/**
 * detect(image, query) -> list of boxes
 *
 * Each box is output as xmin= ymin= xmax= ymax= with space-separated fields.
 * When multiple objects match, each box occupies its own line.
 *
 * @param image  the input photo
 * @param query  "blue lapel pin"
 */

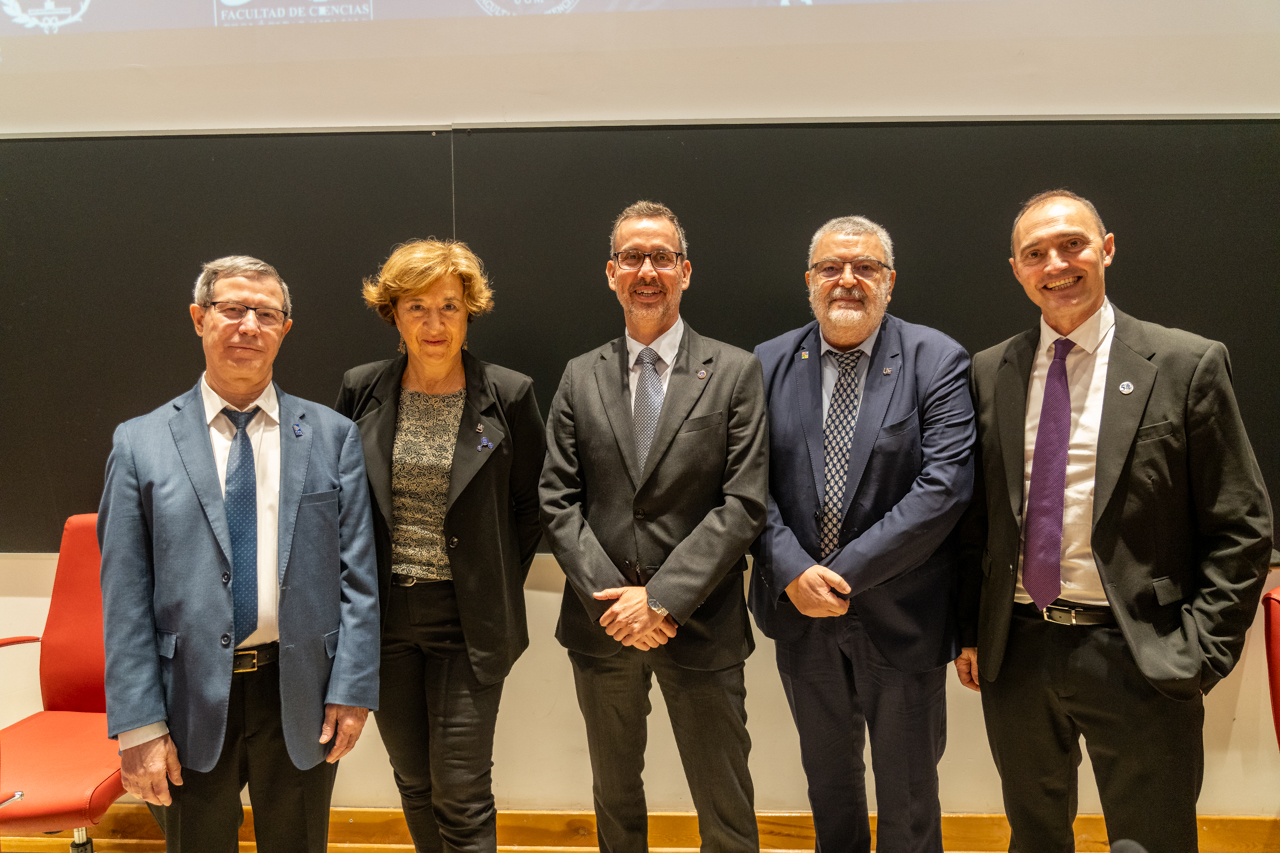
xmin=697 ymin=369 xmax=707 ymax=379
xmin=477 ymin=436 xmax=493 ymax=452
xmin=1119 ymin=381 xmax=1134 ymax=395
xmin=292 ymin=424 xmax=303 ymax=437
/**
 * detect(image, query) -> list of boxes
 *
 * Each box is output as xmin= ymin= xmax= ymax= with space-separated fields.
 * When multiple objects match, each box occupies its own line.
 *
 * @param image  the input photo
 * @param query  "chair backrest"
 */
xmin=39 ymin=514 xmax=106 ymax=713
xmin=1265 ymin=587 xmax=1280 ymax=751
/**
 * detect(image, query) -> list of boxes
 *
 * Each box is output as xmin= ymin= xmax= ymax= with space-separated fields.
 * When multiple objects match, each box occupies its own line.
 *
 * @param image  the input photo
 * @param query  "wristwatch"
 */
xmin=647 ymin=595 xmax=669 ymax=618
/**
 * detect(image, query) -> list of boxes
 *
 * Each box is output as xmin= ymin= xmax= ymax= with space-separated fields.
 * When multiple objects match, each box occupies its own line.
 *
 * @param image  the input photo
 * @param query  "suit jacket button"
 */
xmin=222 ymin=572 xmax=231 ymax=584
xmin=449 ymin=537 xmax=459 ymax=548
xmin=221 ymin=633 xmax=231 ymax=647
xmin=634 ymin=509 xmax=645 ymax=520
xmin=813 ymin=510 xmax=820 ymax=521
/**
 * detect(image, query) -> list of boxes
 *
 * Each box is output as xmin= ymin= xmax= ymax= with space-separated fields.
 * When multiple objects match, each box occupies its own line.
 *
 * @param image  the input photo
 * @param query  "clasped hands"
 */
xmin=785 ymin=565 xmax=852 ymax=617
xmin=119 ymin=703 xmax=369 ymax=805
xmin=594 ymin=586 xmax=678 ymax=650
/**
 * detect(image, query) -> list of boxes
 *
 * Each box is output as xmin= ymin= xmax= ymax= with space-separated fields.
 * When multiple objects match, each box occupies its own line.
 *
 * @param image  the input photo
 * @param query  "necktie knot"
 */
xmin=1052 ymin=338 xmax=1076 ymax=362
xmin=637 ymin=347 xmax=660 ymax=369
xmin=223 ymin=407 xmax=260 ymax=432
xmin=833 ymin=350 xmax=864 ymax=374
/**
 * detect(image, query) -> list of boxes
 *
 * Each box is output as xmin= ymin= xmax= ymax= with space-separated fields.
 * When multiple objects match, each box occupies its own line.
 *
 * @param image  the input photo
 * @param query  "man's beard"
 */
xmin=811 ymin=284 xmax=887 ymax=341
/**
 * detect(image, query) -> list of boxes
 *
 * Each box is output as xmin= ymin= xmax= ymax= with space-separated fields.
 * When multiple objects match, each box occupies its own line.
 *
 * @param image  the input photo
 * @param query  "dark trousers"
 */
xmin=147 ymin=659 xmax=338 ymax=853
xmin=775 ymin=612 xmax=947 ymax=853
xmin=980 ymin=605 xmax=1204 ymax=853
xmin=568 ymin=646 xmax=758 ymax=853
xmin=376 ymin=581 xmax=505 ymax=853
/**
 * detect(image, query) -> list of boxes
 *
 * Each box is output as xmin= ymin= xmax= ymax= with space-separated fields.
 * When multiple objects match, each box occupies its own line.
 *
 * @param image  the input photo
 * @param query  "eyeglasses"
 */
xmin=206 ymin=301 xmax=289 ymax=328
xmin=612 ymin=250 xmax=684 ymax=271
xmin=810 ymin=258 xmax=893 ymax=282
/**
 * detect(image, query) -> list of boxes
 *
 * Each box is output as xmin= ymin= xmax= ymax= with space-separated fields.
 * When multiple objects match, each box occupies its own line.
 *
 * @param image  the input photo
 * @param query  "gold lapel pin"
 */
xmin=883 ymin=368 xmax=893 ymax=375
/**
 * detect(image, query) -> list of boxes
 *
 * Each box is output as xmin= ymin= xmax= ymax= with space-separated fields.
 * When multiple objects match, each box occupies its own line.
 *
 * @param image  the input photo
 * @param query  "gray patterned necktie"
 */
xmin=821 ymin=351 xmax=865 ymax=557
xmin=634 ymin=347 xmax=664 ymax=470
xmin=223 ymin=406 xmax=260 ymax=646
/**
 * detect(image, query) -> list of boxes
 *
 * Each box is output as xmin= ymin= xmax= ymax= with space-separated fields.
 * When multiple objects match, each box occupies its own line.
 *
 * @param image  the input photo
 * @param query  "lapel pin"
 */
xmin=883 ymin=368 xmax=893 ymax=375
xmin=292 ymin=424 xmax=303 ymax=437
xmin=1119 ymin=381 xmax=1134 ymax=395
xmin=697 ymin=369 xmax=707 ymax=380
xmin=477 ymin=436 xmax=493 ymax=451
xmin=475 ymin=424 xmax=484 ymax=433
xmin=801 ymin=352 xmax=809 ymax=360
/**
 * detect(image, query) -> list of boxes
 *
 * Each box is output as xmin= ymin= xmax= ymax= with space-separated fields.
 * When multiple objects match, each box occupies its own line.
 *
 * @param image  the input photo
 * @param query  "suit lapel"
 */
xmin=276 ymin=387 xmax=312 ymax=583
xmin=792 ymin=323 xmax=825 ymax=504
xmin=595 ymin=338 xmax=642 ymax=489
xmin=641 ymin=325 xmax=714 ymax=486
xmin=169 ymin=383 xmax=234 ymax=570
xmin=353 ymin=356 xmax=405 ymax=529
xmin=995 ymin=329 xmax=1037 ymax=522
xmin=446 ymin=351 xmax=507 ymax=513
xmin=840 ymin=318 xmax=899 ymax=517
xmin=1093 ymin=310 xmax=1156 ymax=527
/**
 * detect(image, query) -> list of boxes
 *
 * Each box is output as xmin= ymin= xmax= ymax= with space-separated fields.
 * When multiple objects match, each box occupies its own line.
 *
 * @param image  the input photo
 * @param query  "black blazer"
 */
xmin=335 ymin=350 xmax=546 ymax=685
xmin=958 ymin=308 xmax=1273 ymax=700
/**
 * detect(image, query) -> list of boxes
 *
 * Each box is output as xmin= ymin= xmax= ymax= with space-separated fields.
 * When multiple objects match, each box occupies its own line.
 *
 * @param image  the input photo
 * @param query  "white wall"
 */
xmin=3 ymin=552 xmax=1278 ymax=815
xmin=0 ymin=0 xmax=1277 ymax=137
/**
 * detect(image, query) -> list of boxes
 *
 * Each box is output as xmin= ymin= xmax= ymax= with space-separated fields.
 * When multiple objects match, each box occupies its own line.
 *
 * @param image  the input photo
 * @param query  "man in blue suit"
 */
xmin=98 ymin=256 xmax=380 ymax=853
xmin=750 ymin=217 xmax=975 ymax=853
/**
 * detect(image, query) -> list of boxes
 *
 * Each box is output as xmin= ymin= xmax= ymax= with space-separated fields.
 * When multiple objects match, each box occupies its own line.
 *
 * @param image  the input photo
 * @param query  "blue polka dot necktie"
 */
xmin=821 ymin=350 xmax=864 ymax=557
xmin=223 ymin=407 xmax=260 ymax=646
xmin=634 ymin=347 xmax=664 ymax=470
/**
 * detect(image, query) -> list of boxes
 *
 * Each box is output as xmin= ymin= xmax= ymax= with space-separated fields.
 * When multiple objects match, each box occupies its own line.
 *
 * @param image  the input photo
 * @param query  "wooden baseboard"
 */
xmin=4 ymin=804 xmax=1279 ymax=852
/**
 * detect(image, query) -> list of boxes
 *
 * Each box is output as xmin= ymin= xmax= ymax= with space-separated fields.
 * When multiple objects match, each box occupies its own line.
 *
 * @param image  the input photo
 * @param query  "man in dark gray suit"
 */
xmin=957 ymin=191 xmax=1272 ymax=852
xmin=540 ymin=200 xmax=769 ymax=853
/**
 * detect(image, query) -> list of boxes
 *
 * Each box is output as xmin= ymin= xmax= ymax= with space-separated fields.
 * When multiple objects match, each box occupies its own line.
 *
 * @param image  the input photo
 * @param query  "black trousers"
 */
xmin=376 ymin=581 xmax=505 ymax=853
xmin=147 ymin=659 xmax=338 ymax=853
xmin=568 ymin=645 xmax=758 ymax=853
xmin=980 ymin=605 xmax=1204 ymax=853
xmin=775 ymin=612 xmax=947 ymax=853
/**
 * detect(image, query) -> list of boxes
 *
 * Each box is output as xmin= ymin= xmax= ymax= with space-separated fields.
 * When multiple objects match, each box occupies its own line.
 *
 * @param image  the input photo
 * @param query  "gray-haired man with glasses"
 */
xmin=750 ymin=216 xmax=976 ymax=853
xmin=541 ymin=200 xmax=769 ymax=852
xmin=99 ymin=256 xmax=380 ymax=853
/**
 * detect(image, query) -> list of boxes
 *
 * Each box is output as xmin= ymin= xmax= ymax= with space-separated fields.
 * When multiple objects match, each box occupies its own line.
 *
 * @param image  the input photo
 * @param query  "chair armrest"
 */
xmin=0 ymin=636 xmax=40 ymax=649
xmin=0 ymin=791 xmax=23 ymax=810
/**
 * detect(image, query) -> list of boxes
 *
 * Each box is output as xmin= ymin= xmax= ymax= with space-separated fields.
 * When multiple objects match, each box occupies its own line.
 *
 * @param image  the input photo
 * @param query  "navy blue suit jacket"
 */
xmin=749 ymin=316 xmax=975 ymax=673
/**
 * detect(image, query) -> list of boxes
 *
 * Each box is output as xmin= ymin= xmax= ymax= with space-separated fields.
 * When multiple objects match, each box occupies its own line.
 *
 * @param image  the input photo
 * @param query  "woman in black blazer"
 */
xmin=334 ymin=239 xmax=544 ymax=853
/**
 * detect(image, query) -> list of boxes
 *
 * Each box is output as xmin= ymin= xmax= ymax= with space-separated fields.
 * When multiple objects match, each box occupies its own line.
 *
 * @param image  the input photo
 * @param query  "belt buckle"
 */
xmin=233 ymin=649 xmax=258 ymax=673
xmin=393 ymin=574 xmax=417 ymax=587
xmin=1041 ymin=605 xmax=1077 ymax=626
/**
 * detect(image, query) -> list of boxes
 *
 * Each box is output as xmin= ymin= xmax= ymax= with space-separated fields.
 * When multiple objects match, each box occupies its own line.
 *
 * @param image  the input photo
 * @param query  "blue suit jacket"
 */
xmin=749 ymin=316 xmax=975 ymax=673
xmin=98 ymin=382 xmax=380 ymax=772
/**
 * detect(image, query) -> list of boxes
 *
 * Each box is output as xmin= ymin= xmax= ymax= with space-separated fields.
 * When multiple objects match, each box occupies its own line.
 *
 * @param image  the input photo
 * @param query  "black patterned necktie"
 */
xmin=820 ymin=351 xmax=865 ymax=557
xmin=223 ymin=406 xmax=260 ymax=646
xmin=634 ymin=347 xmax=664 ymax=470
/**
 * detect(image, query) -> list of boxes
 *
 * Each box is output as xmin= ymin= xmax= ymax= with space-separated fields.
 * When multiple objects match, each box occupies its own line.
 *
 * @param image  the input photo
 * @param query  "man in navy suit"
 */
xmin=99 ymin=256 xmax=381 ymax=853
xmin=750 ymin=217 xmax=975 ymax=853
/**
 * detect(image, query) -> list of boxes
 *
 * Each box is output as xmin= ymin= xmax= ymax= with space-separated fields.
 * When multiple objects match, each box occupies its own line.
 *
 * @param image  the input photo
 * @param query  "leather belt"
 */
xmin=1016 ymin=601 xmax=1116 ymax=626
xmin=392 ymin=573 xmax=421 ymax=587
xmin=233 ymin=641 xmax=279 ymax=673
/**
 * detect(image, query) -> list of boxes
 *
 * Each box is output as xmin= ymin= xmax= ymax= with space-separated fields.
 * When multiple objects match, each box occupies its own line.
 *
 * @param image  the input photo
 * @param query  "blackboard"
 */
xmin=2 ymin=121 xmax=1276 ymax=552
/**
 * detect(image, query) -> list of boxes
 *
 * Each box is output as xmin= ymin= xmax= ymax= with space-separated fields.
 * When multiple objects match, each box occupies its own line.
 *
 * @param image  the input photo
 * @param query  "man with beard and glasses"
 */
xmin=749 ymin=216 xmax=975 ymax=853
xmin=540 ymin=200 xmax=769 ymax=853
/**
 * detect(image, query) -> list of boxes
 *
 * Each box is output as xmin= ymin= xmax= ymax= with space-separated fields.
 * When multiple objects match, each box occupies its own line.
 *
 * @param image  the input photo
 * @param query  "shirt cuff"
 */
xmin=119 ymin=721 xmax=169 ymax=751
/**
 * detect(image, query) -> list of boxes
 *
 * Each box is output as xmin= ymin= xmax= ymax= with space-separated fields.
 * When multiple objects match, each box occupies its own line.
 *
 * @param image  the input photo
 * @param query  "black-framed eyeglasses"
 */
xmin=809 ymin=257 xmax=893 ymax=281
xmin=206 ymin=301 xmax=289 ymax=327
xmin=612 ymin=250 xmax=684 ymax=271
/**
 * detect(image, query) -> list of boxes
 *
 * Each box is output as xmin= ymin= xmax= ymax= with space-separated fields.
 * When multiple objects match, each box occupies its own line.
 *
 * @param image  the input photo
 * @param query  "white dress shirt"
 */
xmin=625 ymin=316 xmax=684 ymax=412
xmin=819 ymin=324 xmax=881 ymax=425
xmin=120 ymin=376 xmax=283 ymax=750
xmin=1014 ymin=299 xmax=1116 ymax=607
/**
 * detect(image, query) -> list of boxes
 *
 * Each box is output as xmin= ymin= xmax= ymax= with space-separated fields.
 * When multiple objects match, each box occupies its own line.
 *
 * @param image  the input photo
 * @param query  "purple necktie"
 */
xmin=1023 ymin=338 xmax=1075 ymax=610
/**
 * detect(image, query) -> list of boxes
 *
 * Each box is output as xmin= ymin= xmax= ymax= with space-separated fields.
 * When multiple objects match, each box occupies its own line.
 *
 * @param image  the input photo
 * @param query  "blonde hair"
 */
xmin=363 ymin=239 xmax=494 ymax=325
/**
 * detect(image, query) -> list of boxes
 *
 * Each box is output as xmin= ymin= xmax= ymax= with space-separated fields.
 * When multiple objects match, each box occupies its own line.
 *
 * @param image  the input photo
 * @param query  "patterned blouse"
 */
xmin=390 ymin=388 xmax=466 ymax=581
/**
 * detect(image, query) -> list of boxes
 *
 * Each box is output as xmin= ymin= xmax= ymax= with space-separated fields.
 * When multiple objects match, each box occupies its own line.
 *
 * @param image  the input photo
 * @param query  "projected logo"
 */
xmin=475 ymin=0 xmax=580 ymax=15
xmin=216 ymin=0 xmax=371 ymax=27
xmin=3 ymin=0 xmax=90 ymax=33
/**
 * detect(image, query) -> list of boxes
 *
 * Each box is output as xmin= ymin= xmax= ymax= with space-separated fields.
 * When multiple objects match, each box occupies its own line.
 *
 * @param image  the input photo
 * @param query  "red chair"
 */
xmin=1264 ymin=586 xmax=1280 ymax=751
xmin=0 ymin=514 xmax=125 ymax=853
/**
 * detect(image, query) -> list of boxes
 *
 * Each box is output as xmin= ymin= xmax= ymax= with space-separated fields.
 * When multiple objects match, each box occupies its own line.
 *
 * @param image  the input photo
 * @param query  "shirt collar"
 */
xmin=200 ymin=373 xmax=280 ymax=426
xmin=1038 ymin=298 xmax=1115 ymax=357
xmin=626 ymin=316 xmax=684 ymax=371
xmin=820 ymin=322 xmax=881 ymax=361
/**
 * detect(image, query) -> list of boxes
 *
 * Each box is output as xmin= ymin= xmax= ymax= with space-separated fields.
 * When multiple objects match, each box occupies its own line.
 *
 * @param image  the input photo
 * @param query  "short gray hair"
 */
xmin=610 ymin=200 xmax=689 ymax=256
xmin=193 ymin=255 xmax=292 ymax=316
xmin=807 ymin=216 xmax=894 ymax=269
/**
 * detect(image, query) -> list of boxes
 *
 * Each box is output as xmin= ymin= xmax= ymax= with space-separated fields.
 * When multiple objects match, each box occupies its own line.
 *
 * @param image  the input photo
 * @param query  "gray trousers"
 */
xmin=568 ymin=646 xmax=758 ymax=853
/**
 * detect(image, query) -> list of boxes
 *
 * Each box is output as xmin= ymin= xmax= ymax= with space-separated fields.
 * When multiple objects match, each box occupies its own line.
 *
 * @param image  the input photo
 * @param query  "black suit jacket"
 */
xmin=335 ymin=350 xmax=545 ymax=685
xmin=958 ymin=307 xmax=1273 ymax=700
xmin=539 ymin=323 xmax=769 ymax=671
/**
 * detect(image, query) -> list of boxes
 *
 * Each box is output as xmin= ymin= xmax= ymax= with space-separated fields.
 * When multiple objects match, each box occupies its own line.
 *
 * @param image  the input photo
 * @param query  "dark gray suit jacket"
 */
xmin=335 ymin=350 xmax=545 ymax=685
xmin=958 ymin=307 xmax=1273 ymax=700
xmin=540 ymin=323 xmax=769 ymax=671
